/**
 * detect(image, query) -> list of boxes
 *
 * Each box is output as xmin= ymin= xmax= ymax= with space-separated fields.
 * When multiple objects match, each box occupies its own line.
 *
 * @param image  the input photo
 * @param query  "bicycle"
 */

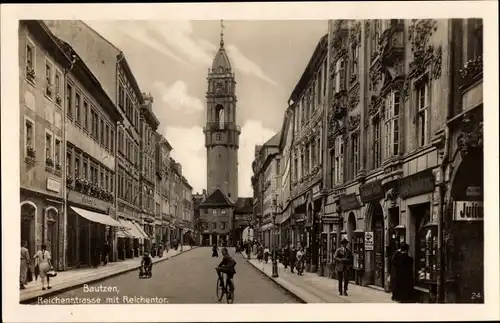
xmin=215 ymin=267 xmax=234 ymax=303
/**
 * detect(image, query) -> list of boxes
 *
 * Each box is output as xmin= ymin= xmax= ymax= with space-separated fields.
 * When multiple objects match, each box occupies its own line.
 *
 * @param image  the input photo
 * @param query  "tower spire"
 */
xmin=220 ymin=19 xmax=225 ymax=48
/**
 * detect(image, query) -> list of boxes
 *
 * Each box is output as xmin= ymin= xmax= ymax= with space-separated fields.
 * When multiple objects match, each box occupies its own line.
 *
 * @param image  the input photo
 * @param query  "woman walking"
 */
xmin=20 ymin=240 xmax=30 ymax=289
xmin=212 ymin=243 xmax=219 ymax=257
xmin=34 ymin=244 xmax=53 ymax=290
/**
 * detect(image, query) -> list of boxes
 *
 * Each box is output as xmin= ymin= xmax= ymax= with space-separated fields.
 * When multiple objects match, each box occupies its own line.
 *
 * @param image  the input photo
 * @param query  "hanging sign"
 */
xmin=364 ymin=231 xmax=374 ymax=251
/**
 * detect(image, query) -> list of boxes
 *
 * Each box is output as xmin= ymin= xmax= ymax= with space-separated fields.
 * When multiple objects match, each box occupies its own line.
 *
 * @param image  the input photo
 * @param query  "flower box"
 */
xmin=55 ymin=94 xmax=62 ymax=105
xmin=45 ymin=158 xmax=54 ymax=167
xmin=26 ymin=67 xmax=36 ymax=82
xmin=27 ymin=146 xmax=36 ymax=158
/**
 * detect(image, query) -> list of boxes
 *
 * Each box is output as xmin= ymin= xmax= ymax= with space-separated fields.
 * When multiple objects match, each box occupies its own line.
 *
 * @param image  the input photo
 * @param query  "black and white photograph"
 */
xmin=1 ymin=2 xmax=498 ymax=322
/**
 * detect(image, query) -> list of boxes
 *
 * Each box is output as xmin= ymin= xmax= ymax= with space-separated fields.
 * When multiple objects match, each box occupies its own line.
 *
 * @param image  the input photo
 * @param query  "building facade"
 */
xmin=19 ymin=20 xmax=124 ymax=270
xmin=45 ymin=20 xmax=150 ymax=261
xmin=289 ymin=33 xmax=329 ymax=274
xmin=204 ymin=31 xmax=240 ymax=201
xmin=139 ymin=93 xmax=159 ymax=247
xmin=155 ymin=133 xmax=173 ymax=245
xmin=198 ymin=189 xmax=235 ymax=246
xmin=180 ymin=175 xmax=194 ymax=244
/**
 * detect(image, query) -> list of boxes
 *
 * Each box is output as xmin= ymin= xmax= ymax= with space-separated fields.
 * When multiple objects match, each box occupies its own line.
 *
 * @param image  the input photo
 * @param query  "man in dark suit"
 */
xmin=334 ymin=237 xmax=353 ymax=296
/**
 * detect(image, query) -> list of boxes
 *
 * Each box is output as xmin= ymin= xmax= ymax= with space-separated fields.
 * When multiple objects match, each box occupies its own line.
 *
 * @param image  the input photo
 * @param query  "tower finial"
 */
xmin=220 ymin=19 xmax=225 ymax=48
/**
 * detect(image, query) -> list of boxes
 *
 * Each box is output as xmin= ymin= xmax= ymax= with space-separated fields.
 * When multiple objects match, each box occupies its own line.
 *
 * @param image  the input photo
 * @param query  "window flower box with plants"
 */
xmin=55 ymin=93 xmax=62 ymax=105
xmin=25 ymin=146 xmax=36 ymax=166
xmin=45 ymin=157 xmax=54 ymax=171
xmin=54 ymin=163 xmax=62 ymax=176
xmin=26 ymin=67 xmax=36 ymax=83
xmin=45 ymin=84 xmax=53 ymax=98
xmin=66 ymin=175 xmax=73 ymax=187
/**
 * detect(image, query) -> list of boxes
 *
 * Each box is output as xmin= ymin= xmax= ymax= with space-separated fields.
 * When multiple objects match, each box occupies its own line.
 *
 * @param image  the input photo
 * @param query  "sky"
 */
xmin=84 ymin=20 xmax=327 ymax=197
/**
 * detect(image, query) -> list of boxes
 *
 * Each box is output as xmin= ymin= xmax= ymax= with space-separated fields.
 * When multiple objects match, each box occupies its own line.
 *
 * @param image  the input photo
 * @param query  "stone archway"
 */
xmin=21 ymin=201 xmax=37 ymax=255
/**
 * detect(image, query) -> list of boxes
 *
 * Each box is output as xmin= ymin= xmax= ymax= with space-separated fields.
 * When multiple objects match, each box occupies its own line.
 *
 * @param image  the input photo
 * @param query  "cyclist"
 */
xmin=216 ymin=247 xmax=236 ymax=291
xmin=140 ymin=251 xmax=153 ymax=277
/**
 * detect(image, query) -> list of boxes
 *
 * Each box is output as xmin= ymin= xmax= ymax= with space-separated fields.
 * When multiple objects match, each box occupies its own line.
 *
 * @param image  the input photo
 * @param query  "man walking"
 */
xmin=334 ymin=237 xmax=353 ymax=296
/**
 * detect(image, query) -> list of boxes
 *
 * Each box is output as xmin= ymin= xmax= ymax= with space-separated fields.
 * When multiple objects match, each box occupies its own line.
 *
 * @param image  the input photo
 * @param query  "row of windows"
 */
xmin=66 ymin=145 xmax=114 ymax=191
xmin=66 ymin=82 xmax=115 ymax=152
xmin=23 ymin=117 xmax=63 ymax=166
xmin=294 ymin=58 xmax=328 ymax=132
xmin=118 ymin=83 xmax=140 ymax=128
xmin=118 ymin=129 xmax=139 ymax=166
xmin=292 ymin=136 xmax=322 ymax=182
xmin=201 ymin=222 xmax=227 ymax=230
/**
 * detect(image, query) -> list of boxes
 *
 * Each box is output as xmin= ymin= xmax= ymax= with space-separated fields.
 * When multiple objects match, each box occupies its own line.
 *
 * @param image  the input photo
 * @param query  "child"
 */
xmin=140 ymin=251 xmax=153 ymax=277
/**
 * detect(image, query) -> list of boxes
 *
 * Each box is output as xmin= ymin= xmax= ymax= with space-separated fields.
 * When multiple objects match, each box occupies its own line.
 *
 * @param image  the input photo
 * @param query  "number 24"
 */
xmin=471 ymin=292 xmax=482 ymax=300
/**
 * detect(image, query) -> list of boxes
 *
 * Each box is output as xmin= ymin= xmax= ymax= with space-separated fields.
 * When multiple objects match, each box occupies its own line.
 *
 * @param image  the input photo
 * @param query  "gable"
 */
xmin=199 ymin=189 xmax=234 ymax=208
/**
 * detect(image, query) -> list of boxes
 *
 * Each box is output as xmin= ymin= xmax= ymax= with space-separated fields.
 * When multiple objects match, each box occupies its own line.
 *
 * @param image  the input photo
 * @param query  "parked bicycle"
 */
xmin=215 ymin=268 xmax=234 ymax=303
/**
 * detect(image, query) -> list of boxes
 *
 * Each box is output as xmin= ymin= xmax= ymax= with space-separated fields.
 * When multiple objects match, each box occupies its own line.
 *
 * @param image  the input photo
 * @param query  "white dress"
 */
xmin=35 ymin=250 xmax=51 ymax=278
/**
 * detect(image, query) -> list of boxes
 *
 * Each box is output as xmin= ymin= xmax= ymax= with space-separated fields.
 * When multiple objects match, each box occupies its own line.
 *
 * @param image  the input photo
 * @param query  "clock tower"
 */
xmin=204 ymin=22 xmax=240 ymax=200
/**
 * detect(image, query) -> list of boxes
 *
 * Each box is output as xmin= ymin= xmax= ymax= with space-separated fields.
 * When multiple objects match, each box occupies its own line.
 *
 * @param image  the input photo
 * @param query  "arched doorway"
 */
xmin=21 ymin=202 xmax=36 ymax=255
xmin=215 ymin=104 xmax=224 ymax=129
xmin=370 ymin=202 xmax=384 ymax=287
xmin=45 ymin=207 xmax=59 ymax=268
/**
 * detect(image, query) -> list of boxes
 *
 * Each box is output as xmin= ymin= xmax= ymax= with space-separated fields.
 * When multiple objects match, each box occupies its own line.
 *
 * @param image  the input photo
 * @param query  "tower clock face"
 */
xmin=216 ymin=82 xmax=223 ymax=93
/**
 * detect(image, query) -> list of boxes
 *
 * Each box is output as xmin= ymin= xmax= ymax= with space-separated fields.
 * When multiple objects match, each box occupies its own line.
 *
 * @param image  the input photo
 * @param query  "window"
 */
xmin=311 ymin=140 xmax=317 ymax=166
xmin=323 ymin=60 xmax=328 ymax=98
xmin=45 ymin=131 xmax=53 ymax=162
xmin=384 ymin=91 xmax=400 ymax=158
xmin=293 ymin=157 xmax=298 ymax=181
xmin=110 ymin=130 xmax=115 ymax=152
xmin=83 ymin=101 xmax=88 ymax=130
xmin=75 ymin=92 xmax=81 ymax=123
xmin=55 ymin=71 xmax=61 ymax=102
xmin=105 ymin=173 xmax=109 ymax=190
xmin=66 ymin=150 xmax=72 ymax=177
xmin=329 ymin=149 xmax=335 ymax=187
xmin=110 ymin=177 xmax=114 ymax=193
xmin=334 ymin=59 xmax=345 ymax=93
xmin=66 ymin=84 xmax=73 ymax=117
xmin=300 ymin=152 xmax=304 ymax=179
xmin=25 ymin=118 xmax=34 ymax=155
xmin=373 ymin=116 xmax=381 ymax=169
xmin=352 ymin=133 xmax=359 ymax=176
xmin=100 ymin=120 xmax=104 ymax=145
xmin=55 ymin=138 xmax=61 ymax=165
xmin=105 ymin=124 xmax=109 ymax=149
xmin=45 ymin=60 xmax=53 ymax=98
xmin=83 ymin=160 xmax=88 ymax=179
xmin=75 ymin=155 xmax=80 ymax=177
xmin=118 ymin=84 xmax=125 ymax=110
xmin=372 ymin=20 xmax=380 ymax=58
xmin=351 ymin=43 xmax=359 ymax=77
xmin=334 ymin=136 xmax=344 ymax=185
xmin=416 ymin=82 xmax=429 ymax=147
xmin=212 ymin=222 xmax=217 ymax=229
xmin=466 ymin=19 xmax=483 ymax=62
xmin=26 ymin=39 xmax=35 ymax=81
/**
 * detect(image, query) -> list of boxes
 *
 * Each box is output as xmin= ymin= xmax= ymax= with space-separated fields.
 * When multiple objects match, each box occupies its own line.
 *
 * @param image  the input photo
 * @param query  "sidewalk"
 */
xmin=20 ymin=246 xmax=196 ymax=303
xmin=241 ymin=251 xmax=394 ymax=303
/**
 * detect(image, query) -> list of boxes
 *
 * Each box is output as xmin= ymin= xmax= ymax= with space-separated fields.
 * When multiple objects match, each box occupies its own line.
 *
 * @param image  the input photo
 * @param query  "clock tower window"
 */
xmin=215 ymin=105 xmax=224 ymax=130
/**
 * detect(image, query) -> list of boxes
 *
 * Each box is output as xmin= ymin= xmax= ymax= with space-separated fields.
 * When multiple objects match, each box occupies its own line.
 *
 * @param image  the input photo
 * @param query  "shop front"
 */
xmin=399 ymin=168 xmax=437 ymax=302
xmin=339 ymin=193 xmax=361 ymax=282
xmin=445 ymin=106 xmax=483 ymax=303
xmin=21 ymin=178 xmax=64 ymax=269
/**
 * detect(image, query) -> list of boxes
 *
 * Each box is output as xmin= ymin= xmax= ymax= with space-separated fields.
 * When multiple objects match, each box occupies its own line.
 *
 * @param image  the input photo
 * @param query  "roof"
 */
xmin=199 ymin=189 xmax=234 ymax=208
xmin=289 ymin=33 xmax=328 ymax=103
xmin=234 ymin=197 xmax=253 ymax=214
xmin=211 ymin=30 xmax=232 ymax=72
xmin=264 ymin=131 xmax=281 ymax=147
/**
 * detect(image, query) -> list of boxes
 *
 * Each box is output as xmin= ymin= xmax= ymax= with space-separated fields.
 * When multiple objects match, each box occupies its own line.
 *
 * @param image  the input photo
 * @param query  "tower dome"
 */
xmin=211 ymin=20 xmax=232 ymax=73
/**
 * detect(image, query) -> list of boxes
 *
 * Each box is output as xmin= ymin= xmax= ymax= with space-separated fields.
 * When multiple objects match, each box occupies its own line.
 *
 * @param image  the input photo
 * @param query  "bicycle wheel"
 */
xmin=216 ymin=277 xmax=225 ymax=302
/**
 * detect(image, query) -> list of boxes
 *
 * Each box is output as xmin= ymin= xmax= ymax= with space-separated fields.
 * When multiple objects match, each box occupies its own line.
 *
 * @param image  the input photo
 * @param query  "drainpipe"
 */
xmin=437 ymin=19 xmax=454 ymax=303
xmin=62 ymin=54 xmax=77 ymax=270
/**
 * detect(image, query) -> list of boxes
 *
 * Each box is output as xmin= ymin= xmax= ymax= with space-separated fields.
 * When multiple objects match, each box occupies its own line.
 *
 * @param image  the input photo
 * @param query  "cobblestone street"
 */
xmin=37 ymin=247 xmax=299 ymax=304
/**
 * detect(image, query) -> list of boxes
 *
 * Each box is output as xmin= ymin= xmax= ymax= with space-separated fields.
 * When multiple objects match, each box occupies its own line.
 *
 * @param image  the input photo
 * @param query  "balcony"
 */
xmin=330 ymin=90 xmax=348 ymax=119
xmin=378 ymin=20 xmax=405 ymax=66
xmin=459 ymin=54 xmax=483 ymax=90
xmin=203 ymin=122 xmax=241 ymax=133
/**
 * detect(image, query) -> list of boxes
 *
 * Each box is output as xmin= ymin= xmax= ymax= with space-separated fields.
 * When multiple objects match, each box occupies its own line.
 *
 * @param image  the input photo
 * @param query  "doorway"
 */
xmin=372 ymin=203 xmax=385 ymax=287
xmin=21 ymin=203 xmax=36 ymax=257
xmin=45 ymin=208 xmax=59 ymax=268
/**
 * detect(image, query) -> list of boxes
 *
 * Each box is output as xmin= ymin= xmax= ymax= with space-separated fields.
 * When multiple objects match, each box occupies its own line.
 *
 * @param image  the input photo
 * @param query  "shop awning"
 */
xmin=71 ymin=206 xmax=123 ymax=227
xmin=116 ymin=219 xmax=133 ymax=238
xmin=123 ymin=220 xmax=144 ymax=240
xmin=132 ymin=221 xmax=150 ymax=240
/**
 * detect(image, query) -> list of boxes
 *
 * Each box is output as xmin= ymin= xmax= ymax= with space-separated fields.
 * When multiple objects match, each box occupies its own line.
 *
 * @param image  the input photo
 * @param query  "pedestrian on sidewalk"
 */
xmin=289 ymin=245 xmax=297 ymax=274
xmin=282 ymin=245 xmax=290 ymax=269
xmin=391 ymin=243 xmax=414 ymax=303
xmin=295 ymin=246 xmax=304 ymax=275
xmin=212 ymin=243 xmax=219 ymax=257
xmin=333 ymin=238 xmax=353 ymax=296
xmin=34 ymin=244 xmax=53 ymax=290
xmin=102 ymin=241 xmax=110 ymax=266
xmin=20 ymin=240 xmax=30 ymax=289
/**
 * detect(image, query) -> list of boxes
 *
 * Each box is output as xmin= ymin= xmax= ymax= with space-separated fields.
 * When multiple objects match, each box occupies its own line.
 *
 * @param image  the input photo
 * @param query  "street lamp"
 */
xmin=271 ymin=199 xmax=279 ymax=278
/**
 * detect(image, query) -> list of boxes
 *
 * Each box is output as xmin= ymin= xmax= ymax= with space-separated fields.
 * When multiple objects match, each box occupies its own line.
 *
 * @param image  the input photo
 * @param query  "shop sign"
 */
xmin=453 ymin=201 xmax=483 ymax=221
xmin=400 ymin=169 xmax=435 ymax=199
xmin=339 ymin=193 xmax=361 ymax=211
xmin=68 ymin=190 xmax=108 ymax=213
xmin=322 ymin=216 xmax=336 ymax=224
xmin=359 ymin=179 xmax=384 ymax=203
xmin=46 ymin=178 xmax=61 ymax=193
xmin=364 ymin=231 xmax=374 ymax=251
